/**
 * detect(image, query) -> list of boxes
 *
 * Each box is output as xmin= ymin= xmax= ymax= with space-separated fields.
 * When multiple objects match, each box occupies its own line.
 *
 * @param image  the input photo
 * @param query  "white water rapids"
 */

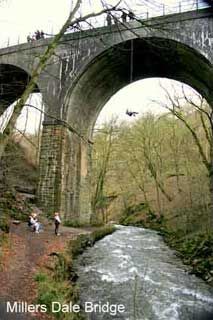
xmin=76 ymin=226 xmax=213 ymax=320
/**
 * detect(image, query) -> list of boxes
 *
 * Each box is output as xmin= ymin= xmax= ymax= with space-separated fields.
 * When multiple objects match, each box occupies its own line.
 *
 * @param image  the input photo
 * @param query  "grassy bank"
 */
xmin=120 ymin=206 xmax=213 ymax=286
xmin=35 ymin=225 xmax=116 ymax=320
xmin=163 ymin=231 xmax=213 ymax=285
xmin=0 ymin=232 xmax=9 ymax=271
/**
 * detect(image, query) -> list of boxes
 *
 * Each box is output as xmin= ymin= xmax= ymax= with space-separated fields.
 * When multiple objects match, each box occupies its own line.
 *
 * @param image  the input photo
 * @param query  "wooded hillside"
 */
xmin=92 ymin=101 xmax=212 ymax=236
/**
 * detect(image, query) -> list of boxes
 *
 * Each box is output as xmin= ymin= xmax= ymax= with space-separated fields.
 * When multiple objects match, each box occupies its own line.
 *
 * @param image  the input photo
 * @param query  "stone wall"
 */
xmin=38 ymin=123 xmax=65 ymax=215
xmin=38 ymin=123 xmax=91 ymax=224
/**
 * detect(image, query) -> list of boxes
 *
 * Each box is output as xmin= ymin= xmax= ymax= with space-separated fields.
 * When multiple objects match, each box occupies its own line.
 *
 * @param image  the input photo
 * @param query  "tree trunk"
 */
xmin=209 ymin=142 xmax=213 ymax=233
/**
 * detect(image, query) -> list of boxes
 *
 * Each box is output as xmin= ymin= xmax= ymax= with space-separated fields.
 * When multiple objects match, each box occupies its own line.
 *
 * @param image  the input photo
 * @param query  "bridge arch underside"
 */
xmin=42 ymin=37 xmax=213 ymax=224
xmin=67 ymin=37 xmax=213 ymax=135
xmin=0 ymin=63 xmax=39 ymax=115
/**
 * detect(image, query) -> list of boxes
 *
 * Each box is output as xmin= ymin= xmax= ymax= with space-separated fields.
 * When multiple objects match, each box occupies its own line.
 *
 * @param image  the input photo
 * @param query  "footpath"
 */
xmin=0 ymin=220 xmax=90 ymax=320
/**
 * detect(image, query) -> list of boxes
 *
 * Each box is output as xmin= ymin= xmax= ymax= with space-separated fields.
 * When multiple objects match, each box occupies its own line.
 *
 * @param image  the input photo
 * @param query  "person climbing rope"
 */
xmin=126 ymin=109 xmax=139 ymax=117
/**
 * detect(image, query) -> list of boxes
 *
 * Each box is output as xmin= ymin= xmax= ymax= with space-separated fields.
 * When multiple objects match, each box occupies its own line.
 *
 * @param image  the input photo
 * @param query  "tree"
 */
xmin=91 ymin=120 xmax=117 ymax=223
xmin=0 ymin=0 xmax=127 ymax=160
xmin=92 ymin=93 xmax=212 ymax=233
xmin=158 ymin=84 xmax=213 ymax=231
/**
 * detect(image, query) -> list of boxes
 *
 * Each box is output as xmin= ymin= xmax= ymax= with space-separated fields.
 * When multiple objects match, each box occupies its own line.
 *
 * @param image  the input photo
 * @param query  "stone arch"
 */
xmin=38 ymin=35 xmax=213 ymax=223
xmin=0 ymin=63 xmax=39 ymax=114
xmin=57 ymin=36 xmax=213 ymax=223
xmin=66 ymin=36 xmax=213 ymax=139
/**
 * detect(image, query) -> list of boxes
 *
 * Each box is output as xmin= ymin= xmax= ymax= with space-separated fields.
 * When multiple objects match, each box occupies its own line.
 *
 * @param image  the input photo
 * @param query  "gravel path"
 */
xmin=0 ymin=220 xmax=90 ymax=320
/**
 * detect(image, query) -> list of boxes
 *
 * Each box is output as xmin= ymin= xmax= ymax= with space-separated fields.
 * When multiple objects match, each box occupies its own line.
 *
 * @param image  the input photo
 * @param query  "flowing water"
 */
xmin=76 ymin=226 xmax=213 ymax=320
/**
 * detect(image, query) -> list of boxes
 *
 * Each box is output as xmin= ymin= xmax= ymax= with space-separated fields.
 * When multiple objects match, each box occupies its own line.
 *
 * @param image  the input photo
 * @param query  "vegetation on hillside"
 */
xmin=92 ymin=103 xmax=212 ymax=232
xmin=91 ymin=92 xmax=213 ymax=283
xmin=0 ymin=133 xmax=39 ymax=232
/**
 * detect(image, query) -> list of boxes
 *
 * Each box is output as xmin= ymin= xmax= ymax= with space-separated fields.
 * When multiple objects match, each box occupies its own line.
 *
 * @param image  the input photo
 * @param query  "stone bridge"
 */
xmin=0 ymin=8 xmax=213 ymax=223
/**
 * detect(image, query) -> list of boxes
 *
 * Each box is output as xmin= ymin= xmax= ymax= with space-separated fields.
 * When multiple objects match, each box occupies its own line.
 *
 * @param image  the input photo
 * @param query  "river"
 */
xmin=76 ymin=226 xmax=213 ymax=320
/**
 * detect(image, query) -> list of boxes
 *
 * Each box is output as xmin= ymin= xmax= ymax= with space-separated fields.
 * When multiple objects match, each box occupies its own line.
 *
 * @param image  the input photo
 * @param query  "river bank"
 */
xmin=0 ymin=210 xmax=212 ymax=320
xmin=0 ymin=216 xmax=115 ymax=320
xmin=121 ymin=210 xmax=213 ymax=286
xmin=34 ymin=224 xmax=116 ymax=320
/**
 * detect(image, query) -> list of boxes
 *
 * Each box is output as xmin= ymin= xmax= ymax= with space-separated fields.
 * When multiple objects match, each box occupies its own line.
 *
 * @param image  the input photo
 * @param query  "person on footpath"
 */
xmin=28 ymin=213 xmax=40 ymax=233
xmin=54 ymin=212 xmax=61 ymax=236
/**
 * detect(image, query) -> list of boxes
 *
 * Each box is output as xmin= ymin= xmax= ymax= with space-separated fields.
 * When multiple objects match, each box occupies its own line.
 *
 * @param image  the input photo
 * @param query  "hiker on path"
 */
xmin=54 ymin=212 xmax=61 ymax=236
xmin=28 ymin=213 xmax=40 ymax=233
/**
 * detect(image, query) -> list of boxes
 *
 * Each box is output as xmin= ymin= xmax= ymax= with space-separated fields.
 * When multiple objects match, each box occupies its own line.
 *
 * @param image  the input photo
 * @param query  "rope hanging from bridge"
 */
xmin=130 ymin=39 xmax=134 ymax=83
xmin=125 ymin=38 xmax=138 ymax=118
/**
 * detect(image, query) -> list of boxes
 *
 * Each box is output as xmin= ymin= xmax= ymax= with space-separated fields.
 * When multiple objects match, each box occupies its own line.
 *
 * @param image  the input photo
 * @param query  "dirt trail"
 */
xmin=0 ymin=220 xmax=90 ymax=320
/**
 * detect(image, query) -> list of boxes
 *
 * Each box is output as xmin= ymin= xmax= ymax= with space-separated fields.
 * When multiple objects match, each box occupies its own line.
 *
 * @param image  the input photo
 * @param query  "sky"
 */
xmin=95 ymin=78 xmax=199 ymax=127
xmin=12 ymin=78 xmax=199 ymax=133
xmin=0 ymin=0 xmax=205 ymax=133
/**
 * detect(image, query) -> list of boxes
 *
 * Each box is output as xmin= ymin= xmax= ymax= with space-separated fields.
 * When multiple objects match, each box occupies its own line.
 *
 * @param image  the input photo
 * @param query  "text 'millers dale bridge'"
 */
xmin=0 ymin=0 xmax=213 ymax=223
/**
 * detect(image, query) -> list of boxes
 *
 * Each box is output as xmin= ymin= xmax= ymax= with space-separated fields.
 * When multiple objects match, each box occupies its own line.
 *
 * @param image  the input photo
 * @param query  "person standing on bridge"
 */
xmin=54 ymin=212 xmax=61 ymax=236
xmin=35 ymin=30 xmax=41 ymax=40
xmin=128 ymin=11 xmax=135 ymax=21
xmin=121 ymin=11 xmax=127 ymax=23
xmin=106 ymin=13 xmax=112 ymax=26
xmin=27 ymin=34 xmax=32 ymax=43
xmin=40 ymin=30 xmax=44 ymax=39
